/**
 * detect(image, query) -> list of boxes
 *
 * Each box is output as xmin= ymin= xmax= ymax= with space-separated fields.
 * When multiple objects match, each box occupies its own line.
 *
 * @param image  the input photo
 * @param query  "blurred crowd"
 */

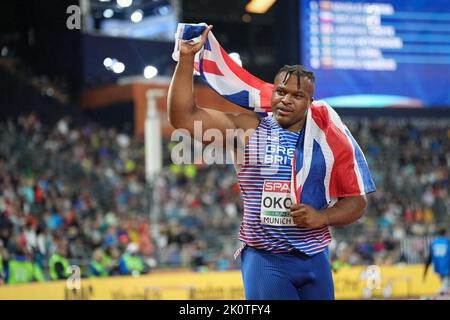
xmin=0 ymin=113 xmax=449 ymax=284
xmin=330 ymin=117 xmax=449 ymax=271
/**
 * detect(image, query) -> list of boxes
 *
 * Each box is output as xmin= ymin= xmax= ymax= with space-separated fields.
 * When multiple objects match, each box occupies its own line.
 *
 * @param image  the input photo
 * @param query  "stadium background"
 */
xmin=0 ymin=0 xmax=448 ymax=300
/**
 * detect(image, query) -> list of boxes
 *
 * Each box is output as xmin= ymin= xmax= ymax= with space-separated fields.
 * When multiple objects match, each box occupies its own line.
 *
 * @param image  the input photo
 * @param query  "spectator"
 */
xmin=0 ymin=113 xmax=449 ymax=283
xmin=88 ymin=248 xmax=108 ymax=278
xmin=102 ymin=245 xmax=121 ymax=276
xmin=119 ymin=242 xmax=144 ymax=276
xmin=0 ymin=240 xmax=8 ymax=285
xmin=48 ymin=239 xmax=70 ymax=280
xmin=5 ymin=247 xmax=45 ymax=284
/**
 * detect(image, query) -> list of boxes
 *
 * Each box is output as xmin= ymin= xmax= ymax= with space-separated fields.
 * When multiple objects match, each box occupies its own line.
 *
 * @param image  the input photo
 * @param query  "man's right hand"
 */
xmin=168 ymin=23 xmax=259 ymax=145
xmin=179 ymin=25 xmax=213 ymax=59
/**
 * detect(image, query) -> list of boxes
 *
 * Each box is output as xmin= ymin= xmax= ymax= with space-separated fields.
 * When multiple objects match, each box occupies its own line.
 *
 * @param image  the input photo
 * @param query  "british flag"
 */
xmin=172 ymin=23 xmax=376 ymax=206
xmin=292 ymin=101 xmax=376 ymax=206
xmin=173 ymin=23 xmax=273 ymax=116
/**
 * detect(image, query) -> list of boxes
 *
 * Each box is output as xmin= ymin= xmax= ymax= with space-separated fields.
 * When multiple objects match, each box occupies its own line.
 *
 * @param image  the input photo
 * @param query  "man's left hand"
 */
xmin=291 ymin=203 xmax=327 ymax=229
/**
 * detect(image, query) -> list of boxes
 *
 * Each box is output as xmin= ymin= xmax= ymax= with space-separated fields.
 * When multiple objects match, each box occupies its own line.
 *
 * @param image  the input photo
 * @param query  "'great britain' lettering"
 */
xmin=264 ymin=145 xmax=295 ymax=165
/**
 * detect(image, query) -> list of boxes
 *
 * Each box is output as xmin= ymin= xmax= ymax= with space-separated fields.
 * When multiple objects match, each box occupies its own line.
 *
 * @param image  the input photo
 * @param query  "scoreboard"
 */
xmin=299 ymin=0 xmax=450 ymax=108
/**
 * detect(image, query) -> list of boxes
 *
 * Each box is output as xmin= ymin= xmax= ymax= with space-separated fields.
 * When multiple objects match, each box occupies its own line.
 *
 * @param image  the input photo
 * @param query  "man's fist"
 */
xmin=290 ymin=203 xmax=327 ymax=229
xmin=179 ymin=25 xmax=213 ymax=58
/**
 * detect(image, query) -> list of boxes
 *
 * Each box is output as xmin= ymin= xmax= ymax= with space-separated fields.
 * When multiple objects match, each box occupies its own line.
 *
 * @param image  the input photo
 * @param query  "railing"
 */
xmin=400 ymin=236 xmax=433 ymax=265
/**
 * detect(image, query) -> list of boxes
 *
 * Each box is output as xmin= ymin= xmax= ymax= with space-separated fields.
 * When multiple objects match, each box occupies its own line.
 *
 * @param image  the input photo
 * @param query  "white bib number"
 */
xmin=260 ymin=180 xmax=295 ymax=226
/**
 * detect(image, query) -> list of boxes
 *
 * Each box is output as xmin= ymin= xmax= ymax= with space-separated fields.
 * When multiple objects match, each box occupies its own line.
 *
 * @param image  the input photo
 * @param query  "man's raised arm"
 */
xmin=167 ymin=25 xmax=259 ymax=140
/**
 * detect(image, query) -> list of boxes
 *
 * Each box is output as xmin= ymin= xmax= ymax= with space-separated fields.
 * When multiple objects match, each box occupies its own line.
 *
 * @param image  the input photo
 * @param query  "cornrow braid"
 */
xmin=276 ymin=65 xmax=315 ymax=90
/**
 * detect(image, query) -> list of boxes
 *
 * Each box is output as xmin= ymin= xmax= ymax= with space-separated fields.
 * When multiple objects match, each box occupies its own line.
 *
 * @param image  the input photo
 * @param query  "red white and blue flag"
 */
xmin=293 ymin=100 xmax=376 ymax=206
xmin=173 ymin=23 xmax=273 ymax=115
xmin=172 ymin=23 xmax=376 ymax=205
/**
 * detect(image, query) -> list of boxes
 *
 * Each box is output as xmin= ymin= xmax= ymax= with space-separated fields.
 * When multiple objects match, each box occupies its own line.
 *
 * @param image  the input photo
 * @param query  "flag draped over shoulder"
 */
xmin=293 ymin=100 xmax=376 ymax=206
xmin=172 ymin=23 xmax=376 ymax=205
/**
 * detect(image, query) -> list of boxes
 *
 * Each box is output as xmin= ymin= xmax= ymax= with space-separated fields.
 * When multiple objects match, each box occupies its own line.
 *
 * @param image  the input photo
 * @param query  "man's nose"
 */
xmin=282 ymin=94 xmax=293 ymax=105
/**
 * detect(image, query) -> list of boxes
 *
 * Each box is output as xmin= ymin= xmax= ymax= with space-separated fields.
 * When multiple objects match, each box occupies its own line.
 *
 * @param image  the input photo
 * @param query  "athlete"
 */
xmin=168 ymin=25 xmax=375 ymax=299
xmin=424 ymin=228 xmax=450 ymax=296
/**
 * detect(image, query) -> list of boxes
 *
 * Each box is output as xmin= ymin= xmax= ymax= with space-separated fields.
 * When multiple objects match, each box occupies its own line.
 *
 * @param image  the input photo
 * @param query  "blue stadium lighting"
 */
xmin=112 ymin=61 xmax=125 ymax=73
xmin=157 ymin=5 xmax=171 ymax=16
xmin=103 ymin=8 xmax=114 ymax=18
xmin=131 ymin=10 xmax=143 ymax=23
xmin=144 ymin=65 xmax=158 ymax=79
xmin=117 ymin=0 xmax=133 ymax=8
xmin=103 ymin=57 xmax=114 ymax=69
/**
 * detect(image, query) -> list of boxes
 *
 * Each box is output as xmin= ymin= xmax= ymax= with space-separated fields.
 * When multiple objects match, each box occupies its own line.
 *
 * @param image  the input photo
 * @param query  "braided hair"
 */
xmin=276 ymin=65 xmax=315 ymax=91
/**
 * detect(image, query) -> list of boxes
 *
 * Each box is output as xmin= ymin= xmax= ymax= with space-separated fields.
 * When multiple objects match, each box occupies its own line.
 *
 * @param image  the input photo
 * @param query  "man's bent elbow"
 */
xmin=355 ymin=195 xmax=368 ymax=219
xmin=168 ymin=111 xmax=179 ymax=129
xmin=167 ymin=100 xmax=197 ymax=130
xmin=168 ymin=108 xmax=188 ymax=130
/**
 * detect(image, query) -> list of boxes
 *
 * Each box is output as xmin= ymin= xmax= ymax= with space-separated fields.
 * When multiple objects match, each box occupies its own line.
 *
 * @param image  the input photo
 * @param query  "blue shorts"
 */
xmin=240 ymin=245 xmax=335 ymax=300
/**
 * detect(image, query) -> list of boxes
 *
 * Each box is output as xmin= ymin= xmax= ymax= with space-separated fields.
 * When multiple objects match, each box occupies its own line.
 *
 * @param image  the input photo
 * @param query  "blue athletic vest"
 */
xmin=431 ymin=237 xmax=450 ymax=276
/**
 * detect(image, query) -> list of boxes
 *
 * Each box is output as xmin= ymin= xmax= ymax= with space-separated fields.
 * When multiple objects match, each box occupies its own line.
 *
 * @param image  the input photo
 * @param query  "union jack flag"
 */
xmin=292 ymin=100 xmax=376 ymax=206
xmin=173 ymin=23 xmax=273 ymax=115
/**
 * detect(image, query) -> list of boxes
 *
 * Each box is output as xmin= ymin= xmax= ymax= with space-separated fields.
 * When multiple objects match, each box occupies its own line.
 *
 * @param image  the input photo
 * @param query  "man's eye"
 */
xmin=276 ymin=90 xmax=285 ymax=95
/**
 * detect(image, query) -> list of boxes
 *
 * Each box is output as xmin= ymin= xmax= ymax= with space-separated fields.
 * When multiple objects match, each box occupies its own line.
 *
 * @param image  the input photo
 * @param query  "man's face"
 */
xmin=271 ymin=72 xmax=314 ymax=132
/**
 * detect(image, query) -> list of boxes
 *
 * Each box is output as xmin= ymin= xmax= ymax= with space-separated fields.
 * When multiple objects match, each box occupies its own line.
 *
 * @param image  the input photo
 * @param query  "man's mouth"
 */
xmin=276 ymin=106 xmax=293 ymax=116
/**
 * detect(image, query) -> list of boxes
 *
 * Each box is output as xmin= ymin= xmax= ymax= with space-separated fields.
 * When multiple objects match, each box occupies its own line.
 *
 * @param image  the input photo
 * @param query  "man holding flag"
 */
xmin=168 ymin=24 xmax=376 ymax=300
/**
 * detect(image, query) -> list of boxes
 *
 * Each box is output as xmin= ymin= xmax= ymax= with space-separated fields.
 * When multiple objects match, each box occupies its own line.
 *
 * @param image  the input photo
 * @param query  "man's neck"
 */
xmin=273 ymin=116 xmax=306 ymax=133
xmin=286 ymin=119 xmax=306 ymax=132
